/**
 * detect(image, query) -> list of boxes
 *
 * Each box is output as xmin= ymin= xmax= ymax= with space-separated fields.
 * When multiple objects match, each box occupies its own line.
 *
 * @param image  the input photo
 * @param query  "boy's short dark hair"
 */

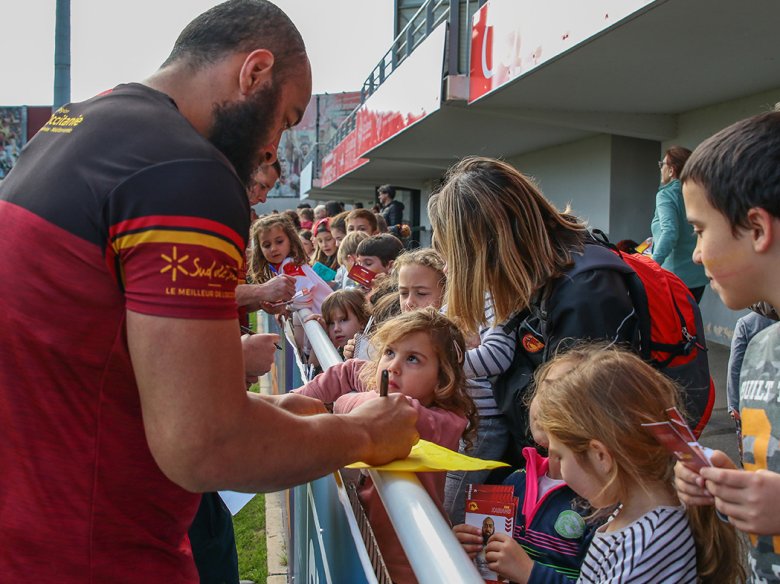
xmin=681 ymin=111 xmax=780 ymax=232
xmin=299 ymin=208 xmax=314 ymax=221
xmin=356 ymin=234 xmax=404 ymax=266
xmin=347 ymin=208 xmax=378 ymax=231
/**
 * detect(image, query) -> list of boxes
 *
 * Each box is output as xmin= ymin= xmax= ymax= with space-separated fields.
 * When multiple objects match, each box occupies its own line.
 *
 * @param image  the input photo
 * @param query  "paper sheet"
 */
xmin=346 ymin=439 xmax=510 ymax=472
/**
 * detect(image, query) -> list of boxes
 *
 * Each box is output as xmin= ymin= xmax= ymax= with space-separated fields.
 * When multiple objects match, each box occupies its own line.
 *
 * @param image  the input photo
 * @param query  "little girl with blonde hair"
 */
xmin=532 ymin=345 xmax=744 ymax=584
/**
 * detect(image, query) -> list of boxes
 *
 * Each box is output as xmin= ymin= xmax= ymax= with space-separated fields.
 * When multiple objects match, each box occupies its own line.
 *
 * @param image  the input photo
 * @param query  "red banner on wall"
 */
xmin=321 ymin=130 xmax=368 ymax=188
xmin=321 ymin=23 xmax=447 ymax=188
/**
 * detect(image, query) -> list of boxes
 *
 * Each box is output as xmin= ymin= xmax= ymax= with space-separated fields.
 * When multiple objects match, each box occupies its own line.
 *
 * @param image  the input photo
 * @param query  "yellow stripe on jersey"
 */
xmin=112 ymin=229 xmax=244 ymax=266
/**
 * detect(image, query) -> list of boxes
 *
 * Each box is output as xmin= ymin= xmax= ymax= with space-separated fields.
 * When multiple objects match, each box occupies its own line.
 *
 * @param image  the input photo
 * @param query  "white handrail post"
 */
xmin=296 ymin=307 xmax=342 ymax=370
xmin=369 ymin=470 xmax=484 ymax=584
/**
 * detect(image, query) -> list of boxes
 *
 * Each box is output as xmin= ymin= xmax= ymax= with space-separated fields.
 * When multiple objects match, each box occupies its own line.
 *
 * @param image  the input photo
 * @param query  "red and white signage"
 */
xmin=469 ymin=0 xmax=654 ymax=103
xmin=321 ymin=23 xmax=447 ymax=188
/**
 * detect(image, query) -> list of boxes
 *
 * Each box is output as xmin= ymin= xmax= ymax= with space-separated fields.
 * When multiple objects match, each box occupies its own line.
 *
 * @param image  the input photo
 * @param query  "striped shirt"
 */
xmin=463 ymin=300 xmax=516 ymax=418
xmin=578 ymin=506 xmax=697 ymax=583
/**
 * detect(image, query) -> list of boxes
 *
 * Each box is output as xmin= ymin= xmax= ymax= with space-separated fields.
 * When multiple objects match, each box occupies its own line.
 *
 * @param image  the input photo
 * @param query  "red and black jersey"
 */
xmin=0 ymin=84 xmax=249 ymax=582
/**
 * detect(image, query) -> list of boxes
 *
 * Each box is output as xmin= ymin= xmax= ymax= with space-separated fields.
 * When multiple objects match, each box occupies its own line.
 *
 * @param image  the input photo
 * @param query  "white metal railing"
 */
xmin=290 ymin=307 xmax=483 ymax=584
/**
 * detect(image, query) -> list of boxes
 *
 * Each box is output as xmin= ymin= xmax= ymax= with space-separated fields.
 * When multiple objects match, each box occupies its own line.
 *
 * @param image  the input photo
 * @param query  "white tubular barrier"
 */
xmin=369 ymin=470 xmax=484 ymax=584
xmin=296 ymin=307 xmax=342 ymax=369
xmin=292 ymin=307 xmax=484 ymax=584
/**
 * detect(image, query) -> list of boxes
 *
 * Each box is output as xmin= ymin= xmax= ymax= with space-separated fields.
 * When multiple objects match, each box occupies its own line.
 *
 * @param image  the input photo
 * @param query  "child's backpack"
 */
xmin=494 ymin=232 xmax=715 ymax=450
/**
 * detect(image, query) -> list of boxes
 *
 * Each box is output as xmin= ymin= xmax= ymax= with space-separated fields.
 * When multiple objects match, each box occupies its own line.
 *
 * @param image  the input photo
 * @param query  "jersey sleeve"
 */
xmin=104 ymin=159 xmax=250 ymax=319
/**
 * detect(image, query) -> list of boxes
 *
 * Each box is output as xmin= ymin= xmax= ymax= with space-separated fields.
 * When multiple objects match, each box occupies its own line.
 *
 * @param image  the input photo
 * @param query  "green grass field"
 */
xmin=234 ymin=494 xmax=267 ymax=583
xmin=234 ymin=376 xmax=268 ymax=583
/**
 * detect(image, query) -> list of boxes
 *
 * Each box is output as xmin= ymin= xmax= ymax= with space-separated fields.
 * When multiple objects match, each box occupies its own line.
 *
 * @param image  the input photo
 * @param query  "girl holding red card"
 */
xmin=247 ymin=214 xmax=332 ymax=313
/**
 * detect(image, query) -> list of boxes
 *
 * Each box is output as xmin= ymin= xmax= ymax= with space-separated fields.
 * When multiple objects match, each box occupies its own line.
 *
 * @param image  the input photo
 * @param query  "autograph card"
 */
xmin=347 ymin=264 xmax=377 ymax=287
xmin=665 ymin=407 xmax=698 ymax=442
xmin=642 ymin=421 xmax=711 ymax=471
xmin=464 ymin=497 xmax=515 ymax=583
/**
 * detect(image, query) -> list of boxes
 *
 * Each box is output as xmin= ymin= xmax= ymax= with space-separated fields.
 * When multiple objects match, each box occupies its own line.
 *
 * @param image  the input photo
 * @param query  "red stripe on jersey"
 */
xmin=109 ymin=215 xmax=245 ymax=251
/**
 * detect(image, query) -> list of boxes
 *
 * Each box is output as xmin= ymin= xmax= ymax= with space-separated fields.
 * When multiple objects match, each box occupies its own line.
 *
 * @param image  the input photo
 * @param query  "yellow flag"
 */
xmin=346 ymin=439 xmax=509 ymax=472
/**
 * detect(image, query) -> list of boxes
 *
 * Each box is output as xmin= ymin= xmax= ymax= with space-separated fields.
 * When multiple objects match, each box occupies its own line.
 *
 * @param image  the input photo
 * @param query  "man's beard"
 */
xmin=208 ymin=81 xmax=280 ymax=187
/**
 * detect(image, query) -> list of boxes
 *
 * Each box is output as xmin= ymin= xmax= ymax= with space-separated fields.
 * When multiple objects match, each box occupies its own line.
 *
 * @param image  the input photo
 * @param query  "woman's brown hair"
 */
xmin=664 ymin=145 xmax=692 ymax=179
xmin=428 ymin=156 xmax=587 ymax=333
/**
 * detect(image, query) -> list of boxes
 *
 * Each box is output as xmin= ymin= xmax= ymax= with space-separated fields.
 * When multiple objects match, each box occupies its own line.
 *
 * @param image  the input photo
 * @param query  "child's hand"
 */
xmin=464 ymin=331 xmax=481 ymax=350
xmin=674 ymin=459 xmax=715 ymax=507
xmin=452 ymin=524 xmax=483 ymax=559
xmin=342 ymin=335 xmax=357 ymax=359
xmin=485 ymin=533 xmax=534 ymax=583
xmin=271 ymin=393 xmax=328 ymax=416
xmin=261 ymin=300 xmax=290 ymax=316
xmin=699 ymin=454 xmax=780 ymax=535
xmin=304 ymin=313 xmax=327 ymax=329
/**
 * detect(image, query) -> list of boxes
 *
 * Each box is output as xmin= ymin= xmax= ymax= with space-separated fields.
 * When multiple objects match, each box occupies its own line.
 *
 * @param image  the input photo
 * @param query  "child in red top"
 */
xmin=294 ymin=308 xmax=477 ymax=583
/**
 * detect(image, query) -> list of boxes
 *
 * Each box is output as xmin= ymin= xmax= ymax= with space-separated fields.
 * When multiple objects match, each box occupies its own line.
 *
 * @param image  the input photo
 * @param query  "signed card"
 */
xmin=642 ymin=421 xmax=711 ymax=471
xmin=347 ymin=263 xmax=377 ymax=288
xmin=464 ymin=497 xmax=516 ymax=584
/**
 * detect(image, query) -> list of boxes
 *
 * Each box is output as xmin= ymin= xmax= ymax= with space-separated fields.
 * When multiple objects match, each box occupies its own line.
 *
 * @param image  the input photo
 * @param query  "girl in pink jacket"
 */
xmin=294 ymin=308 xmax=477 ymax=583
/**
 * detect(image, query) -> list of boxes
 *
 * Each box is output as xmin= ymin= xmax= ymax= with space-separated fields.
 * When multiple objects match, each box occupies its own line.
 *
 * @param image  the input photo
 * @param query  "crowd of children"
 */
xmin=245 ymin=110 xmax=779 ymax=583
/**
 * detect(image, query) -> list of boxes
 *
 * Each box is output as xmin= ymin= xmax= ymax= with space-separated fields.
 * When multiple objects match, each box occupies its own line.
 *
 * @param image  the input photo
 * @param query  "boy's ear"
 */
xmin=387 ymin=259 xmax=395 ymax=270
xmin=587 ymin=439 xmax=614 ymax=476
xmin=747 ymin=207 xmax=777 ymax=253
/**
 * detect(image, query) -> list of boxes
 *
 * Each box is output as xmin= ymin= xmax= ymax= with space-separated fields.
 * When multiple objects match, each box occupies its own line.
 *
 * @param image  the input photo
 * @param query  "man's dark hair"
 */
xmin=378 ymin=184 xmax=396 ymax=199
xmin=354 ymin=202 xmax=364 ymax=209
xmin=162 ymin=0 xmax=306 ymax=83
xmin=269 ymin=159 xmax=282 ymax=176
xmin=680 ymin=111 xmax=780 ymax=233
xmin=357 ymin=234 xmax=404 ymax=266
xmin=325 ymin=200 xmax=344 ymax=217
xmin=296 ymin=202 xmax=312 ymax=210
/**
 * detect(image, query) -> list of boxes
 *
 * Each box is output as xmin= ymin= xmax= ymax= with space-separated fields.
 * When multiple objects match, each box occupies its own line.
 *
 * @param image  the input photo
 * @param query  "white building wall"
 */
xmin=508 ymin=135 xmax=613 ymax=233
xmin=670 ymin=88 xmax=780 ymax=152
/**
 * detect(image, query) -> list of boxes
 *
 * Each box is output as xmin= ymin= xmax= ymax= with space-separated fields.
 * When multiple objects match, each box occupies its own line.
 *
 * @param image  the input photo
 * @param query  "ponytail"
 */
xmin=687 ymin=505 xmax=745 ymax=584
